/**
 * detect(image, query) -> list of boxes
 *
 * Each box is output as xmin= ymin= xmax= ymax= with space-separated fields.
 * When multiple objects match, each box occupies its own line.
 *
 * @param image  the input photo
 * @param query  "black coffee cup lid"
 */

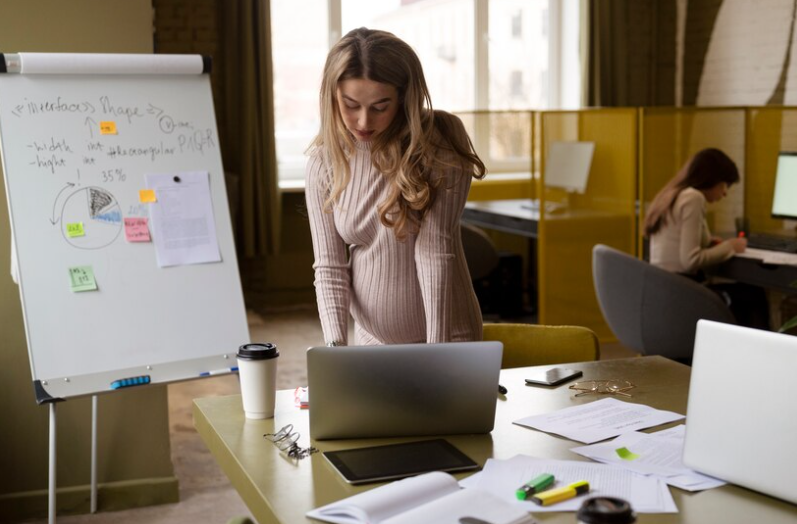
xmin=237 ymin=343 xmax=279 ymax=360
xmin=577 ymin=497 xmax=636 ymax=524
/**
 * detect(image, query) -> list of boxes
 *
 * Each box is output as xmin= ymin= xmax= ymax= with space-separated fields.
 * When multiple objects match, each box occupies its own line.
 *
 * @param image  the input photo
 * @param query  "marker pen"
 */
xmin=531 ymin=480 xmax=590 ymax=506
xmin=199 ymin=367 xmax=239 ymax=377
xmin=515 ymin=473 xmax=555 ymax=500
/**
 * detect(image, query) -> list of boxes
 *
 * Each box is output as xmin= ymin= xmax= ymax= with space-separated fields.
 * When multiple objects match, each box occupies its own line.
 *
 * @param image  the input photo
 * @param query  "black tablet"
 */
xmin=323 ymin=439 xmax=479 ymax=485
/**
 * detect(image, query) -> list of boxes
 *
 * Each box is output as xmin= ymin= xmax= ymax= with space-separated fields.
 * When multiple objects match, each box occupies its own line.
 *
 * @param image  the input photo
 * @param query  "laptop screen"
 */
xmin=772 ymin=152 xmax=797 ymax=219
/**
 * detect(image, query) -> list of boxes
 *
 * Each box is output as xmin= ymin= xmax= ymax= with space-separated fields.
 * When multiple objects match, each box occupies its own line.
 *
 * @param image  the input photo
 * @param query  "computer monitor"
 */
xmin=772 ymin=152 xmax=797 ymax=219
xmin=544 ymin=141 xmax=595 ymax=194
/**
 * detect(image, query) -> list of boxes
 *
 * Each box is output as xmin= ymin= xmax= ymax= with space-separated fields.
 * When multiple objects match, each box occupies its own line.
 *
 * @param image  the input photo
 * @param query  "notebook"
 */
xmin=683 ymin=320 xmax=797 ymax=504
xmin=307 ymin=341 xmax=503 ymax=440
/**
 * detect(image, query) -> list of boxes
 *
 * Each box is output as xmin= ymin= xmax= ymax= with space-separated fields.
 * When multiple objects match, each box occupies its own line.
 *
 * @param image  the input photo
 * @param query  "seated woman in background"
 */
xmin=644 ymin=148 xmax=769 ymax=329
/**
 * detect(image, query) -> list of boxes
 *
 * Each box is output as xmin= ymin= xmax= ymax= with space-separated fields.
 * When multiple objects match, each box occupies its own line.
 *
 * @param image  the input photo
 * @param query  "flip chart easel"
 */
xmin=0 ymin=53 xmax=249 ymax=522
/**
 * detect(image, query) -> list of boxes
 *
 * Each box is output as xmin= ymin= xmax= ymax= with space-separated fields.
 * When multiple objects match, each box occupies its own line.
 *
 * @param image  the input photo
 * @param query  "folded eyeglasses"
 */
xmin=264 ymin=424 xmax=318 ymax=460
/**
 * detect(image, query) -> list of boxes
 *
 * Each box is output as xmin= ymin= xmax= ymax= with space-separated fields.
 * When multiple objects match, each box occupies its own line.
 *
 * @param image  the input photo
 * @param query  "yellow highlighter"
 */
xmin=531 ymin=480 xmax=590 ymax=506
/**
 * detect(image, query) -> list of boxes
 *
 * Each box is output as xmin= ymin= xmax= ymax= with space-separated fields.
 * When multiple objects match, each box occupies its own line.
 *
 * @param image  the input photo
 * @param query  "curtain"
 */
xmin=581 ymin=0 xmax=629 ymax=107
xmin=217 ymin=0 xmax=280 ymax=256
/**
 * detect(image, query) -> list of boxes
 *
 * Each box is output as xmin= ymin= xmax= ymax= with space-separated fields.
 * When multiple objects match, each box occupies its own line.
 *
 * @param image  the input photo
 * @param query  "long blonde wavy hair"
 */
xmin=309 ymin=27 xmax=486 ymax=239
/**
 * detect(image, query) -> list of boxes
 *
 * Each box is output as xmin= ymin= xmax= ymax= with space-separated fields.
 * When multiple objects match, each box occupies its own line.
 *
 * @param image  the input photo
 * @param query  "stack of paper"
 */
xmin=570 ymin=425 xmax=726 ymax=491
xmin=513 ymin=397 xmax=685 ymax=444
xmin=460 ymin=455 xmax=677 ymax=513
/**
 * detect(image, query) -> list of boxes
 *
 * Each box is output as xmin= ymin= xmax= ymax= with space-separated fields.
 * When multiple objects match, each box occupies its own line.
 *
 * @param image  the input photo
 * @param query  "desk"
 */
xmin=463 ymin=199 xmax=539 ymax=238
xmin=712 ymin=253 xmax=797 ymax=294
xmin=193 ymin=356 xmax=797 ymax=523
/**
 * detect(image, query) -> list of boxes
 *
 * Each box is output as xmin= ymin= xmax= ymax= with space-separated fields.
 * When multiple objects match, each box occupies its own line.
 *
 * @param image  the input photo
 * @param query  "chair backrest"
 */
xmin=591 ymin=244 xmax=736 ymax=360
xmin=482 ymin=323 xmax=600 ymax=368
xmin=460 ymin=223 xmax=500 ymax=280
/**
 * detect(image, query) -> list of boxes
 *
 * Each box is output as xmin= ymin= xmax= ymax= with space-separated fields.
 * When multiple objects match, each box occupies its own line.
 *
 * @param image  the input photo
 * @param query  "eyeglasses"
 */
xmin=569 ymin=379 xmax=636 ymax=397
xmin=264 ymin=424 xmax=318 ymax=460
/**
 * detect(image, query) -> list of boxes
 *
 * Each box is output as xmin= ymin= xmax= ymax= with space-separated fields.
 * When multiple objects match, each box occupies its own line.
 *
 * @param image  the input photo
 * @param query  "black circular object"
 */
xmin=577 ymin=497 xmax=636 ymax=524
xmin=237 ymin=343 xmax=279 ymax=360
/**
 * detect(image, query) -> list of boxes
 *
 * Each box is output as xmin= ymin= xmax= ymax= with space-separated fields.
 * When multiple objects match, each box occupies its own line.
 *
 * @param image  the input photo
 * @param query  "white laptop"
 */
xmin=683 ymin=320 xmax=797 ymax=504
xmin=307 ymin=341 xmax=503 ymax=440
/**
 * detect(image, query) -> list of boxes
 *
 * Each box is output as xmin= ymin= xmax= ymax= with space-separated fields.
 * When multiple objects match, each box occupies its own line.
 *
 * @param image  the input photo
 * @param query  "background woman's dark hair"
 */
xmin=644 ymin=148 xmax=740 ymax=237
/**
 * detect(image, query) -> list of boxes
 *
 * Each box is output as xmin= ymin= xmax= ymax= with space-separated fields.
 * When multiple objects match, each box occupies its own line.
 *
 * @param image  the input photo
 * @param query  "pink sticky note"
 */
xmin=124 ymin=217 xmax=151 ymax=242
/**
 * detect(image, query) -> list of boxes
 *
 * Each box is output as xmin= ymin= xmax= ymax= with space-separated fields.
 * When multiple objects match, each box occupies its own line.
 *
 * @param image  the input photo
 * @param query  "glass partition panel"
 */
xmin=745 ymin=107 xmax=797 ymax=234
xmin=538 ymin=109 xmax=637 ymax=340
xmin=640 ymin=108 xmax=746 ymax=257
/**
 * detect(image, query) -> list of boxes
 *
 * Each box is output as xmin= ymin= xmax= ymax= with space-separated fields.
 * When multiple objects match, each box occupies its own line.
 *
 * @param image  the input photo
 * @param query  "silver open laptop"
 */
xmin=307 ymin=341 xmax=503 ymax=440
xmin=683 ymin=320 xmax=797 ymax=504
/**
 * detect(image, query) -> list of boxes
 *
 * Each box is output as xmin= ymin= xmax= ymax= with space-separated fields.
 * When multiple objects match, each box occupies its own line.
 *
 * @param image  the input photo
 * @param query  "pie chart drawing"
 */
xmin=61 ymin=186 xmax=123 ymax=249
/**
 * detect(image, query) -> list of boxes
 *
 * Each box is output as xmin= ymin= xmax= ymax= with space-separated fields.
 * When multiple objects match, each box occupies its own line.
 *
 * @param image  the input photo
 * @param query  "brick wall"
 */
xmin=152 ymin=0 xmax=224 ymax=125
xmin=684 ymin=0 xmax=797 ymax=106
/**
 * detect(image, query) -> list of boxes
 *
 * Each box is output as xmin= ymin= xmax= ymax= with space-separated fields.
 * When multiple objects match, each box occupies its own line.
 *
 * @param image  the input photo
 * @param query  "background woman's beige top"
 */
xmin=650 ymin=187 xmax=735 ymax=274
xmin=305 ymin=125 xmax=482 ymax=346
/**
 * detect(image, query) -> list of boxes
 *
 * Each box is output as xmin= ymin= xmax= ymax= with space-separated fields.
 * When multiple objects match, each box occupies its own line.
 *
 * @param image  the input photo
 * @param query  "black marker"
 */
xmin=498 ymin=384 xmax=508 ymax=395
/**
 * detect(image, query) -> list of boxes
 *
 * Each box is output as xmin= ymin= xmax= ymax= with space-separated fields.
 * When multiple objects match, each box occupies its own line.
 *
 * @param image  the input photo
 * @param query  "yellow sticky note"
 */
xmin=66 ymin=222 xmax=85 ymax=238
xmin=139 ymin=189 xmax=157 ymax=203
xmin=100 ymin=121 xmax=118 ymax=135
xmin=68 ymin=266 xmax=98 ymax=292
xmin=616 ymin=447 xmax=640 ymax=461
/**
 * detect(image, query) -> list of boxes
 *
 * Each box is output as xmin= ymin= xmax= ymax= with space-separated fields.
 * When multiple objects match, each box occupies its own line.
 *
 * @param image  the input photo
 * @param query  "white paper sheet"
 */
xmin=570 ymin=426 xmax=726 ymax=492
xmin=145 ymin=171 xmax=221 ymax=268
xmin=513 ymin=398 xmax=685 ymax=444
xmin=461 ymin=455 xmax=677 ymax=513
xmin=736 ymin=247 xmax=797 ymax=266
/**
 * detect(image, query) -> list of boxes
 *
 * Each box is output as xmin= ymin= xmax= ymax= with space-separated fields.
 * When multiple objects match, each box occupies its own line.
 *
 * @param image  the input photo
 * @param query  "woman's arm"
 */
xmin=305 ymin=154 xmax=351 ymax=345
xmin=415 ymin=115 xmax=473 ymax=343
xmin=677 ymin=190 xmax=735 ymax=272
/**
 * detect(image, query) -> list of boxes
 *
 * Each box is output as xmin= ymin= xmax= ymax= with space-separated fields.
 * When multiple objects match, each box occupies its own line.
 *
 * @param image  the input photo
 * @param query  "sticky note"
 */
xmin=68 ymin=266 xmax=98 ymax=292
xmin=66 ymin=222 xmax=85 ymax=238
xmin=124 ymin=217 xmax=151 ymax=242
xmin=616 ymin=447 xmax=641 ymax=461
xmin=139 ymin=189 xmax=157 ymax=203
xmin=100 ymin=121 xmax=118 ymax=135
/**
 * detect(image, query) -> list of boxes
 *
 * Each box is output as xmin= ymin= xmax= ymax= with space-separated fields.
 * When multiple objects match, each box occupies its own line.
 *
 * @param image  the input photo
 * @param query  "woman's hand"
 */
xmin=728 ymin=237 xmax=747 ymax=253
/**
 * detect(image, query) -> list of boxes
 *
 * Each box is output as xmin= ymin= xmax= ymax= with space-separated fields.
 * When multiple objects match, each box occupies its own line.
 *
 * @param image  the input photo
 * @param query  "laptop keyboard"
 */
xmin=745 ymin=232 xmax=797 ymax=253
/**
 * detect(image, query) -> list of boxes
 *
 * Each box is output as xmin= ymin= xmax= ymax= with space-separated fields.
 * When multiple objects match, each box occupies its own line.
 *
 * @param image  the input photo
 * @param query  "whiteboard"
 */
xmin=0 ymin=54 xmax=249 ymax=401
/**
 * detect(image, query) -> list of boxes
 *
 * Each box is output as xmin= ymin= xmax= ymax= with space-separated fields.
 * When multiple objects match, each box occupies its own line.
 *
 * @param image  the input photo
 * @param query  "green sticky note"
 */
xmin=616 ymin=447 xmax=641 ymax=461
xmin=66 ymin=222 xmax=85 ymax=238
xmin=69 ymin=266 xmax=98 ymax=292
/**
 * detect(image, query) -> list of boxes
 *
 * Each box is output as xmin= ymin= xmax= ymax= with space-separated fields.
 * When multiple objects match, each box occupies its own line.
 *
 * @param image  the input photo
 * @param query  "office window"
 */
xmin=511 ymin=9 xmax=522 ymax=38
xmin=270 ymin=0 xmax=580 ymax=184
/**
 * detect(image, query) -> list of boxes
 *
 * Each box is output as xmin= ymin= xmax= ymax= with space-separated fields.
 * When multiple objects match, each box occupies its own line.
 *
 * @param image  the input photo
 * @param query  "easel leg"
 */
xmin=49 ymin=403 xmax=56 ymax=524
xmin=91 ymin=395 xmax=98 ymax=513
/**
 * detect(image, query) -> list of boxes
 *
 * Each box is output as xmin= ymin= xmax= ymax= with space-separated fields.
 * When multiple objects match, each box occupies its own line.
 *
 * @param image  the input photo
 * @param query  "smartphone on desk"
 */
xmin=525 ymin=367 xmax=582 ymax=387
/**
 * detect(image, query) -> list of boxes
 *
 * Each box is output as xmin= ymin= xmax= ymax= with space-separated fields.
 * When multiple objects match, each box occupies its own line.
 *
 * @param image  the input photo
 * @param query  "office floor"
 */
xmin=23 ymin=306 xmax=636 ymax=524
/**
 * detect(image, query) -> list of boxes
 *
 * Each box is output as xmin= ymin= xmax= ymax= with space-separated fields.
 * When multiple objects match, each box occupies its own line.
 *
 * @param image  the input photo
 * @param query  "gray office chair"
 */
xmin=592 ymin=244 xmax=736 ymax=361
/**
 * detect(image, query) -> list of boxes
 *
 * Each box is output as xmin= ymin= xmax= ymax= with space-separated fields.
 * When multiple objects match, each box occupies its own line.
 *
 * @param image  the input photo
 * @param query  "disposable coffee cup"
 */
xmin=577 ymin=497 xmax=636 ymax=524
xmin=237 ymin=343 xmax=279 ymax=419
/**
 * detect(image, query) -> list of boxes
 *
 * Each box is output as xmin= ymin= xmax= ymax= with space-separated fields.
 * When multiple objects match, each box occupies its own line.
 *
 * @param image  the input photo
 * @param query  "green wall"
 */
xmin=0 ymin=1 xmax=178 ymax=521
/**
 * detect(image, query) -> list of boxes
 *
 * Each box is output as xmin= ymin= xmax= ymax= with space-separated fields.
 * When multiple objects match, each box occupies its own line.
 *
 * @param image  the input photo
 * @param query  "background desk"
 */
xmin=193 ymin=357 xmax=797 ymax=523
xmin=712 ymin=254 xmax=797 ymax=294
xmin=463 ymin=199 xmax=539 ymax=238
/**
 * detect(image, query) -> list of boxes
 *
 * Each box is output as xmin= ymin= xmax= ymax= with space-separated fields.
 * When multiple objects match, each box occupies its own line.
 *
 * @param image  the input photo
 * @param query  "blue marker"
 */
xmin=110 ymin=375 xmax=151 ymax=389
xmin=199 ymin=366 xmax=239 ymax=377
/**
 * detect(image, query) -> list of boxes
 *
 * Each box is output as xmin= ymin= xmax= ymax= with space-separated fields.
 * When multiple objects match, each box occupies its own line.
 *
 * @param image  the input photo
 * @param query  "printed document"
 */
xmin=513 ymin=398 xmax=684 ymax=444
xmin=460 ymin=455 xmax=677 ymax=513
xmin=570 ymin=425 xmax=726 ymax=491
xmin=145 ymin=171 xmax=221 ymax=267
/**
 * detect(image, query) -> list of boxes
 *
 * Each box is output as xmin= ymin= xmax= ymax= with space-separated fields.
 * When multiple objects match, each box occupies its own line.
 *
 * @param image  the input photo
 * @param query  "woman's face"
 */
xmin=337 ymin=78 xmax=400 ymax=142
xmin=702 ymin=181 xmax=729 ymax=203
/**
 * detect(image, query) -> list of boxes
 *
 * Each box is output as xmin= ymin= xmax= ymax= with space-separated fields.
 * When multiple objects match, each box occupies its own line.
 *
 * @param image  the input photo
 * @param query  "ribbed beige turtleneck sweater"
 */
xmin=650 ymin=187 xmax=735 ymax=274
xmin=305 ymin=124 xmax=483 ymax=346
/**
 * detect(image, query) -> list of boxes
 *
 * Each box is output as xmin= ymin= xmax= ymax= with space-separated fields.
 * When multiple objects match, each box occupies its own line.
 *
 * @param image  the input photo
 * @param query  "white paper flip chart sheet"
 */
xmin=0 ymin=53 xmax=249 ymax=400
